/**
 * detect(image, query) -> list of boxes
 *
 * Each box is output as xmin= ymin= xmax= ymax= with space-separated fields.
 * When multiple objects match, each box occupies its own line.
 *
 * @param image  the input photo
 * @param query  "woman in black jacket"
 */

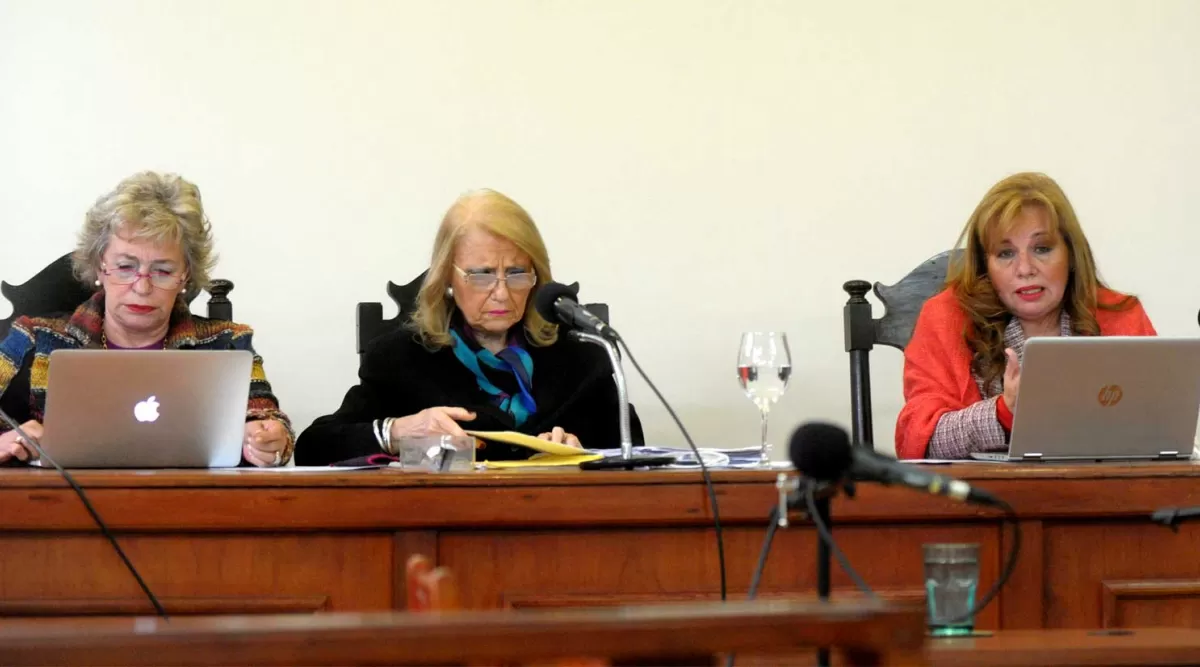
xmin=295 ymin=189 xmax=643 ymax=465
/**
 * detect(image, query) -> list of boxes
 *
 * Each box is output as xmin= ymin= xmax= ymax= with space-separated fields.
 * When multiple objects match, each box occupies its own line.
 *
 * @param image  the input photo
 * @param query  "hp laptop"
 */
xmin=970 ymin=337 xmax=1200 ymax=462
xmin=31 ymin=350 xmax=253 ymax=468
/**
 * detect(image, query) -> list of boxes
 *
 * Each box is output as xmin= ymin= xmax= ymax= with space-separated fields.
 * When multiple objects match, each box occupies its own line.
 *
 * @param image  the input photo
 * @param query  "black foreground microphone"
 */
xmin=789 ymin=422 xmax=1000 ymax=506
xmin=533 ymin=282 xmax=619 ymax=342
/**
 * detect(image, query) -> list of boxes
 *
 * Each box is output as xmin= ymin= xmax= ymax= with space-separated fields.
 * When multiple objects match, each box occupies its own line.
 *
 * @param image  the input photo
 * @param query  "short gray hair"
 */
xmin=73 ymin=171 xmax=217 ymax=294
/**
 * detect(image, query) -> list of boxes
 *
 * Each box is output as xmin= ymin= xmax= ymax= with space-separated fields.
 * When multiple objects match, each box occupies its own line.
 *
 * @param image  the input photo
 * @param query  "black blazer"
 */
xmin=295 ymin=327 xmax=644 ymax=465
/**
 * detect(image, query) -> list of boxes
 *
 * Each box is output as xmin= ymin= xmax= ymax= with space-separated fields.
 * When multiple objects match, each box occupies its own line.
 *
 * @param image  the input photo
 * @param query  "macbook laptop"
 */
xmin=31 ymin=350 xmax=253 ymax=468
xmin=971 ymin=337 xmax=1200 ymax=462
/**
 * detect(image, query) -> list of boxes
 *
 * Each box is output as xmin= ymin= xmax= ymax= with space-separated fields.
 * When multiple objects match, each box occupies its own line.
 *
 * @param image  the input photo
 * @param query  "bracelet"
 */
xmin=372 ymin=419 xmax=385 ymax=449
xmin=381 ymin=417 xmax=397 ymax=455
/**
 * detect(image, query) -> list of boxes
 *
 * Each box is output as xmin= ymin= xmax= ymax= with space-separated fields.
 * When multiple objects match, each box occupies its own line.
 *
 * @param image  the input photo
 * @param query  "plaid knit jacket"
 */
xmin=0 ymin=291 xmax=294 ymax=463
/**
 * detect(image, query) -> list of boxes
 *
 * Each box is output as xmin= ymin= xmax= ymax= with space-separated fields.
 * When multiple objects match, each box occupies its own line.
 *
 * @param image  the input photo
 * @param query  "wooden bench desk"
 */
xmin=2 ymin=463 xmax=1198 ymax=629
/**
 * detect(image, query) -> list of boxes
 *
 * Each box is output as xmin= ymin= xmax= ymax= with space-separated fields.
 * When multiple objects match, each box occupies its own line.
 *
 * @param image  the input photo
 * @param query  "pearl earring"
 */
xmin=94 ymin=279 xmax=101 ymax=287
xmin=445 ymin=286 xmax=454 ymax=298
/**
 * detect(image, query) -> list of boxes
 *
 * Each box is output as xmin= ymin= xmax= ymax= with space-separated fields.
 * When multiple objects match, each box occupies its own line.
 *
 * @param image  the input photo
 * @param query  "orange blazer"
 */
xmin=895 ymin=288 xmax=1156 ymax=459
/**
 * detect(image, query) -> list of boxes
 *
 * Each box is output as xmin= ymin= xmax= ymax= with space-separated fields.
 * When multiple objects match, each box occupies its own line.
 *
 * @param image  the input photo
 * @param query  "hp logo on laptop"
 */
xmin=1097 ymin=385 xmax=1124 ymax=407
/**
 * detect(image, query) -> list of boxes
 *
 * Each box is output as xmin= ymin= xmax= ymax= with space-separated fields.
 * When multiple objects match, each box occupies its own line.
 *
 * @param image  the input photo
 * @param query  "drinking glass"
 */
xmin=737 ymin=332 xmax=792 ymax=465
xmin=924 ymin=543 xmax=980 ymax=636
xmin=393 ymin=435 xmax=477 ymax=472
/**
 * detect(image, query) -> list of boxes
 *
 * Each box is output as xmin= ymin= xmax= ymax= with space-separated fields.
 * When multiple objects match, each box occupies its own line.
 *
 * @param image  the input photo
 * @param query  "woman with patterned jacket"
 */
xmin=0 ymin=171 xmax=292 ymax=466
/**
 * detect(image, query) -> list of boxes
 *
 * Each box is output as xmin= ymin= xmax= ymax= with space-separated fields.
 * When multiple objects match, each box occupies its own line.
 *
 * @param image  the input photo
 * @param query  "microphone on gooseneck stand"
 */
xmin=0 ymin=406 xmax=169 ymax=619
xmin=531 ymin=281 xmax=672 ymax=471
xmin=532 ymin=282 xmax=619 ymax=343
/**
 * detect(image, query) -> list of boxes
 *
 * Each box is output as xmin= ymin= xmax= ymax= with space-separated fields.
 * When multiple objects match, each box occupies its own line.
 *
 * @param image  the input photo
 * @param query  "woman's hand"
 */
xmin=537 ymin=426 xmax=581 ymax=448
xmin=1002 ymin=347 xmax=1021 ymax=412
xmin=243 ymin=419 xmax=290 ymax=467
xmin=0 ymin=421 xmax=42 ymax=463
xmin=389 ymin=407 xmax=477 ymax=440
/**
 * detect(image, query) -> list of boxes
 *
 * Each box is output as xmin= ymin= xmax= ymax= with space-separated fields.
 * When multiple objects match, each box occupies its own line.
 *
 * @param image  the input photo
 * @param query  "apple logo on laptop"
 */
xmin=134 ymin=396 xmax=160 ymax=423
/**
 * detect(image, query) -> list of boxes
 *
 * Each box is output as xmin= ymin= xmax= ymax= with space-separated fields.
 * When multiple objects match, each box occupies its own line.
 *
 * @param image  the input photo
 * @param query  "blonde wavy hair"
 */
xmin=73 ymin=171 xmax=216 ymax=296
xmin=411 ymin=189 xmax=557 ymax=349
xmin=946 ymin=172 xmax=1136 ymax=392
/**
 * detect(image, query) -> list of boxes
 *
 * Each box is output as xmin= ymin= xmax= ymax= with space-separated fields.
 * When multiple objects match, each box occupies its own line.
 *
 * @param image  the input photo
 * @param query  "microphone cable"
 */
xmin=0 ymin=407 xmax=169 ymax=619
xmin=803 ymin=484 xmax=1022 ymax=626
xmin=725 ymin=484 xmax=1021 ymax=666
xmin=616 ymin=335 xmax=727 ymax=602
xmin=946 ymin=497 xmax=1021 ymax=626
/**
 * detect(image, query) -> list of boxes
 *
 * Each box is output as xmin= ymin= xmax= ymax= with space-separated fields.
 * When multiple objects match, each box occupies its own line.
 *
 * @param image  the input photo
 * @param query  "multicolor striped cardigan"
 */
xmin=0 ymin=291 xmax=294 ymax=463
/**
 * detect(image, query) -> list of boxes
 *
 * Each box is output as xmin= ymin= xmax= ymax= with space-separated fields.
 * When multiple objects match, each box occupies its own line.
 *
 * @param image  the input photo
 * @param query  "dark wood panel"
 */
xmin=928 ymin=628 xmax=1200 ymax=666
xmin=438 ymin=523 xmax=1001 ymax=627
xmin=4 ymin=464 xmax=1199 ymax=533
xmin=1000 ymin=520 xmax=1045 ymax=629
xmin=0 ymin=467 xmax=781 ymax=488
xmin=0 ymin=534 xmax=392 ymax=613
xmin=1045 ymin=523 xmax=1200 ymax=628
xmin=1103 ymin=580 xmax=1200 ymax=629
xmin=0 ymin=601 xmax=925 ymax=666
xmin=0 ymin=482 xmax=774 ymax=531
xmin=502 ymin=588 xmax=927 ymax=609
xmin=4 ymin=462 xmax=1199 ymax=488
xmin=0 ymin=596 xmax=329 ymax=617
xmin=11 ymin=612 xmax=1200 ymax=667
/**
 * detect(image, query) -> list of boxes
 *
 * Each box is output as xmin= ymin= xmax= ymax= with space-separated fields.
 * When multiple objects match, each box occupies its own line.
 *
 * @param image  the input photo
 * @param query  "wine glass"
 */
xmin=737 ymin=332 xmax=792 ymax=465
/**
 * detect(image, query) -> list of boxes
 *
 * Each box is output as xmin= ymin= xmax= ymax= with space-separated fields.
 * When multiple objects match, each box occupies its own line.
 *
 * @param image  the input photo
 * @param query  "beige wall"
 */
xmin=2 ymin=0 xmax=1198 ymax=456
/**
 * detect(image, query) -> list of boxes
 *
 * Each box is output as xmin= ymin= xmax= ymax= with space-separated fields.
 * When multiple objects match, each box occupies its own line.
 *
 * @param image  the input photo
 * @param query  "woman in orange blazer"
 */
xmin=895 ymin=172 xmax=1155 ymax=460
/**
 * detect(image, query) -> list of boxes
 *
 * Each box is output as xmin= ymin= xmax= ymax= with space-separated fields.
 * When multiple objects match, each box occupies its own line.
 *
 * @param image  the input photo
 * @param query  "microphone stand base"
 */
xmin=580 ymin=455 xmax=676 ymax=470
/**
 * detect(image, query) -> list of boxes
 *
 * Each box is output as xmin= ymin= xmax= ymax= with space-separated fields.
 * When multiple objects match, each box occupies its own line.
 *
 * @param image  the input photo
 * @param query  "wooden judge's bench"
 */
xmin=1 ymin=462 xmax=1200 ymax=630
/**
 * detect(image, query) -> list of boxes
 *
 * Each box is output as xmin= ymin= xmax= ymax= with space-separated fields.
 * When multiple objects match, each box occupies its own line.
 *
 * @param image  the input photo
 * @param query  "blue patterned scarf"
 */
xmin=449 ymin=330 xmax=537 ymax=426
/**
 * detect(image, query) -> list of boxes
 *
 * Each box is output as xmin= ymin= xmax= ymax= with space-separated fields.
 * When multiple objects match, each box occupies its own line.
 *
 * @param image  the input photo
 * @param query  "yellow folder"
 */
xmin=465 ymin=430 xmax=603 ymax=468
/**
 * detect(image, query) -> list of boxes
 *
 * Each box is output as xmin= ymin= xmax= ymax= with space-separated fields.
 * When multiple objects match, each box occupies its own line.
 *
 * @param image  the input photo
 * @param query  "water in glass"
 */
xmin=924 ymin=543 xmax=980 ymax=636
xmin=737 ymin=332 xmax=791 ymax=464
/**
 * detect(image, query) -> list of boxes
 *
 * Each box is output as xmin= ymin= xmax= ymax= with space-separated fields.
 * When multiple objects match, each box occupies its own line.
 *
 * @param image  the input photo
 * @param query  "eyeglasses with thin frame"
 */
xmin=453 ymin=265 xmax=537 ymax=291
xmin=100 ymin=262 xmax=186 ymax=290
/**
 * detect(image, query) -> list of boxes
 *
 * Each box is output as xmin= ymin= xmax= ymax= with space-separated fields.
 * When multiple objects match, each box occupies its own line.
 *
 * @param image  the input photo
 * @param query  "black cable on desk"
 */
xmin=0 ymin=407 xmax=168 ymax=619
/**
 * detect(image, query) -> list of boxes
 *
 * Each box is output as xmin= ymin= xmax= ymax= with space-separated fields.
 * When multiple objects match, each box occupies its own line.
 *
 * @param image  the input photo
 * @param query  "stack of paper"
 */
xmin=460 ymin=433 xmax=794 ymax=470
xmin=588 ymin=446 xmax=788 ymax=469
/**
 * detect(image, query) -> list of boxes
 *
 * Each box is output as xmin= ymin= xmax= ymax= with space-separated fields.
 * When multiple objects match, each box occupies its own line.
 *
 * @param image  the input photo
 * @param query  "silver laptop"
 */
xmin=31 ymin=350 xmax=253 ymax=468
xmin=971 ymin=337 xmax=1200 ymax=462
